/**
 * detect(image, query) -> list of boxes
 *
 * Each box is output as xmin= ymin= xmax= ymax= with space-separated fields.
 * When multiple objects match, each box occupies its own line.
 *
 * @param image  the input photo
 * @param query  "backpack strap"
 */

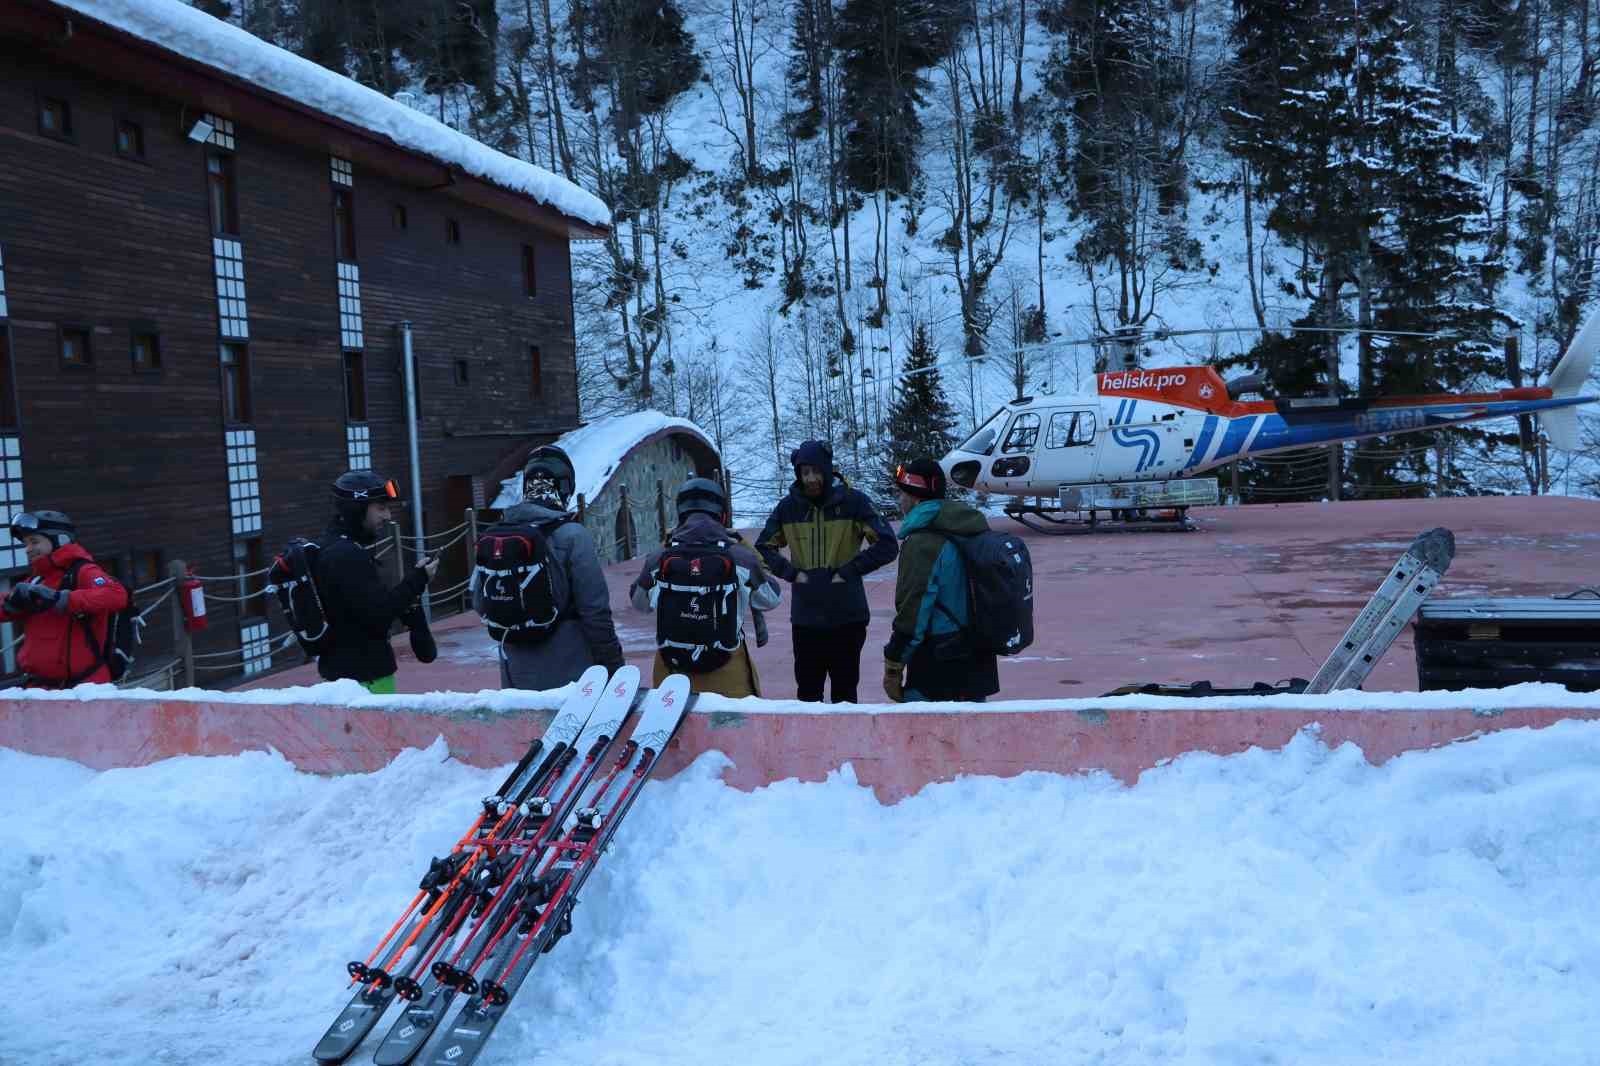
xmin=901 ymin=528 xmax=972 ymax=632
xmin=60 ymin=560 xmax=112 ymax=685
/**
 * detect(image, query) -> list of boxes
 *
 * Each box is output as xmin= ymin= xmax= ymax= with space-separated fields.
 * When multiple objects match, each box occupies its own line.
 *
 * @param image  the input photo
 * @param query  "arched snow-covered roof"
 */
xmin=492 ymin=412 xmax=718 ymax=509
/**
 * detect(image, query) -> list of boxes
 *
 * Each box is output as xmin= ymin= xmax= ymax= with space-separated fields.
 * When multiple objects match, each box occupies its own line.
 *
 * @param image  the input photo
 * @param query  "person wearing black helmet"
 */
xmin=315 ymin=470 xmax=439 ymax=693
xmin=472 ymin=445 xmax=625 ymax=690
xmin=2 ymin=510 xmax=129 ymax=687
xmin=629 ymin=475 xmax=781 ymax=697
xmin=756 ymin=440 xmax=899 ymax=703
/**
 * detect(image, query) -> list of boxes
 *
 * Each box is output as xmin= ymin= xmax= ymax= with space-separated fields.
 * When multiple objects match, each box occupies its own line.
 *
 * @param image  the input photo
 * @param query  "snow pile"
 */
xmin=4 ymin=722 xmax=1600 ymax=1063
xmin=492 ymin=411 xmax=715 ymax=509
xmin=55 ymin=0 xmax=608 ymax=228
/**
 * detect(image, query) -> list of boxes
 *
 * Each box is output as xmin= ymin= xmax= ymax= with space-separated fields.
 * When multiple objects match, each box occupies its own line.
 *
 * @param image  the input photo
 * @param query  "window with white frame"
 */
xmin=0 ymin=242 xmax=8 ymax=317
xmin=0 ymin=436 xmax=26 ymax=572
xmin=214 ymin=238 xmax=248 ymax=339
xmin=330 ymin=156 xmax=353 ymax=186
xmin=226 ymin=428 xmax=261 ymax=535
xmin=337 ymin=263 xmax=363 ymax=349
xmin=346 ymin=423 xmax=371 ymax=470
xmin=240 ymin=619 xmax=272 ymax=676
xmin=204 ymin=113 xmax=235 ymax=151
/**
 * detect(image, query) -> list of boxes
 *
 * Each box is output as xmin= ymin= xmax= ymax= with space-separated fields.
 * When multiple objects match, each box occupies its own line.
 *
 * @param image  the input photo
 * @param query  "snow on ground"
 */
xmin=4 ymin=721 xmax=1600 ymax=1064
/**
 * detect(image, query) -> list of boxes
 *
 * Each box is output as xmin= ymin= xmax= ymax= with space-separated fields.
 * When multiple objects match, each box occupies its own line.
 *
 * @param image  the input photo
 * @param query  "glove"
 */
xmin=882 ymin=660 xmax=905 ymax=703
xmin=402 ymin=604 xmax=437 ymax=663
xmin=7 ymin=583 xmax=57 ymax=614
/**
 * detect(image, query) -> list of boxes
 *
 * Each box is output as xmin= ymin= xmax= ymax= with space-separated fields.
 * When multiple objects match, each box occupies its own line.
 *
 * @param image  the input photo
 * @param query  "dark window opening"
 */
xmin=522 ymin=244 xmax=537 ymax=297
xmin=343 ymin=350 xmax=367 ymax=421
xmin=99 ymin=554 xmax=126 ymax=585
xmin=220 ymin=343 xmax=252 ymax=423
xmin=530 ymin=345 xmax=543 ymax=399
xmin=446 ymin=218 xmax=461 ymax=244
xmin=132 ymin=549 xmax=164 ymax=593
xmin=453 ymin=359 xmax=469 ymax=386
xmin=131 ymin=330 xmax=161 ymax=372
xmin=392 ymin=203 xmax=408 ymax=230
xmin=0 ymin=329 xmax=17 ymax=430
xmin=233 ymin=538 xmax=267 ymax=618
xmin=39 ymin=97 xmax=72 ymax=139
xmin=333 ymin=187 xmax=357 ymax=261
xmin=61 ymin=327 xmax=92 ymax=368
xmin=207 ymin=153 xmax=239 ymax=235
xmin=116 ymin=119 xmax=145 ymax=159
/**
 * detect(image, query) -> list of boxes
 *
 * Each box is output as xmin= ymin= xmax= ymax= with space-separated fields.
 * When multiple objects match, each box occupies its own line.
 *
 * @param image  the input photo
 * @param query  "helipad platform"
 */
xmin=250 ymin=496 xmax=1600 ymax=700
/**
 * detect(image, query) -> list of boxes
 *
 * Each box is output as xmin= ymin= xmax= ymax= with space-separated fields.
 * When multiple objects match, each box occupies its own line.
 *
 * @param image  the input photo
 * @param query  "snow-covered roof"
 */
xmin=52 ymin=0 xmax=609 ymax=230
xmin=493 ymin=412 xmax=716 ymax=510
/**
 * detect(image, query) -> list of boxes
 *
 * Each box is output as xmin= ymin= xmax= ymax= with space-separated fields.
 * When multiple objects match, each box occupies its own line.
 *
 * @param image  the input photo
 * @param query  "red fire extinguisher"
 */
xmin=179 ymin=569 xmax=208 ymax=632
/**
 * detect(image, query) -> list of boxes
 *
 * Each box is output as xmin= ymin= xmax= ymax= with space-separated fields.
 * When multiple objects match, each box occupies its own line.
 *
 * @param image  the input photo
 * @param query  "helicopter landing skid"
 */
xmin=1002 ymin=504 xmax=1198 ymax=535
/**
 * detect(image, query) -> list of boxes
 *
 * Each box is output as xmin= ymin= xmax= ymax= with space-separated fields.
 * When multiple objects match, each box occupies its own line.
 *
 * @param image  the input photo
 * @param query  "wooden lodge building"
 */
xmin=0 ymin=0 xmax=608 ymax=686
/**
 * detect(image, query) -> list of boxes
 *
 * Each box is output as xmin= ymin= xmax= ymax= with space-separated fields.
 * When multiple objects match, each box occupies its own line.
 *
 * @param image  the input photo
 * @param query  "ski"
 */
xmin=421 ymin=674 xmax=692 ymax=1066
xmin=367 ymin=666 xmax=644 ymax=1066
xmin=310 ymin=665 xmax=611 ymax=1065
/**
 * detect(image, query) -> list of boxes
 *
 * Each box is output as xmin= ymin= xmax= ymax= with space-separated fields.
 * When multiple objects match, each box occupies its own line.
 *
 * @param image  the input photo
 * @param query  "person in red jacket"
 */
xmin=2 ymin=510 xmax=129 ymax=688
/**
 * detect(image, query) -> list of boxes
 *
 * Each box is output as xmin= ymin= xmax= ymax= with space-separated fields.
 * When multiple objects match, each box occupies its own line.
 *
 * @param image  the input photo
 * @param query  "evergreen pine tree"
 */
xmin=884 ymin=324 xmax=960 ymax=490
xmin=834 ymin=0 xmax=959 ymax=196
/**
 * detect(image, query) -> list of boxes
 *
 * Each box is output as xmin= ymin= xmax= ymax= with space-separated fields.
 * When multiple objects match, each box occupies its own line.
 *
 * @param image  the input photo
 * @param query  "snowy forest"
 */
xmin=190 ymin=0 xmax=1600 ymax=510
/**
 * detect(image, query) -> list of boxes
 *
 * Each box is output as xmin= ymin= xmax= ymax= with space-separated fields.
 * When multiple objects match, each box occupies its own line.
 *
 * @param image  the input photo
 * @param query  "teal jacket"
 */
xmin=883 ymin=498 xmax=990 ymax=664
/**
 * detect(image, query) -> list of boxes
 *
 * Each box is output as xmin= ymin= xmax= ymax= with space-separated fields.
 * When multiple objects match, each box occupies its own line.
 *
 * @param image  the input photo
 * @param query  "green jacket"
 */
xmin=756 ymin=473 xmax=898 ymax=626
xmin=884 ymin=498 xmax=990 ymax=664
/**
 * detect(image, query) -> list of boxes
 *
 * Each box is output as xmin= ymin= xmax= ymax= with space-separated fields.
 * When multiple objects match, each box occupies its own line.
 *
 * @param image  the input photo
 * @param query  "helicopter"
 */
xmin=939 ymin=314 xmax=1600 ymax=533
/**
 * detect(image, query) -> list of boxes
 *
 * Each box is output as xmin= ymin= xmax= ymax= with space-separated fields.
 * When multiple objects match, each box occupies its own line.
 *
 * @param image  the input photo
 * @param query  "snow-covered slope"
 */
xmin=4 ymin=721 xmax=1599 ymax=1064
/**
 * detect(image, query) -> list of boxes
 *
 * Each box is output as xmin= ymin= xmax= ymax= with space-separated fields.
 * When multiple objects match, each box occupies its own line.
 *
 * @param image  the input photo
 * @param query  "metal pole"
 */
xmin=400 ymin=321 xmax=430 ymax=619
xmin=169 ymin=559 xmax=194 ymax=688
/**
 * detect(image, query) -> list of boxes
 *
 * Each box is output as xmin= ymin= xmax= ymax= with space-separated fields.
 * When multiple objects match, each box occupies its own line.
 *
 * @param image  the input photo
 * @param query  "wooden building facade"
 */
xmin=0 ymin=1 xmax=606 ymax=686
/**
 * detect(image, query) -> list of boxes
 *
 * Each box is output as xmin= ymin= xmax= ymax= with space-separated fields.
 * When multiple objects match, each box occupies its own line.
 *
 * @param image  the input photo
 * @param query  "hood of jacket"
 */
xmin=501 ymin=500 xmax=572 ymax=526
xmin=31 ymin=542 xmax=95 ymax=579
xmin=898 ymin=498 xmax=989 ymax=538
xmin=786 ymin=470 xmax=850 ymax=508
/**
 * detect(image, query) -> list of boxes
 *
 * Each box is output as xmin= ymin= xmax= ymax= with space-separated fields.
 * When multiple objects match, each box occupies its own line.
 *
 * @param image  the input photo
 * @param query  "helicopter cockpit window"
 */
xmin=1072 ymin=411 xmax=1097 ymax=444
xmin=1045 ymin=411 xmax=1075 ymax=448
xmin=1001 ymin=412 xmax=1040 ymax=453
xmin=958 ymin=408 xmax=1009 ymax=456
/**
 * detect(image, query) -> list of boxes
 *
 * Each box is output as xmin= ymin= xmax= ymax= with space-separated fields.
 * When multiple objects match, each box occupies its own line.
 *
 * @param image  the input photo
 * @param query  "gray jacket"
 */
xmin=475 ymin=501 xmax=625 ymax=691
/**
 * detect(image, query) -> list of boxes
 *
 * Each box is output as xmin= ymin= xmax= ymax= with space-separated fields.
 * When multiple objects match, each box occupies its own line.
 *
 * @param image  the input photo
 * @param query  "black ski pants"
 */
xmin=792 ymin=622 xmax=869 ymax=703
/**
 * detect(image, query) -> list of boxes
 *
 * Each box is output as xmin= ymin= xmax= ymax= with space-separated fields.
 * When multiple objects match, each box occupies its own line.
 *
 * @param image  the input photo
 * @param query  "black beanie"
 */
xmin=893 ymin=457 xmax=946 ymax=500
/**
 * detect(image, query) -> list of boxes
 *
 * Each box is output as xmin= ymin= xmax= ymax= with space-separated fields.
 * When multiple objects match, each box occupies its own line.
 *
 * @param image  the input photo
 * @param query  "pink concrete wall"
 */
xmin=5 ymin=697 xmax=1597 ymax=803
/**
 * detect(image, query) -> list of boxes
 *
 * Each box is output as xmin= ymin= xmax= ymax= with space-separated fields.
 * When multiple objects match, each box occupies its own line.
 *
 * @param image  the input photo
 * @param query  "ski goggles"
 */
xmin=893 ymin=464 xmax=939 ymax=493
xmin=9 ymin=512 xmax=46 ymax=539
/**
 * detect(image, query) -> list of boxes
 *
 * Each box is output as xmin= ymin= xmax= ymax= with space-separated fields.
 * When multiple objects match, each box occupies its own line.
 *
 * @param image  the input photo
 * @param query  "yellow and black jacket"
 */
xmin=756 ymin=473 xmax=898 ymax=628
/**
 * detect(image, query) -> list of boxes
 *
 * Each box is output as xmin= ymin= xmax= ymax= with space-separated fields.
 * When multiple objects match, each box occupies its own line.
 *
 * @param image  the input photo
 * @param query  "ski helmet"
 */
xmin=332 ymin=470 xmax=404 ymax=527
xmin=9 ymin=510 xmax=76 ymax=550
xmin=521 ymin=445 xmax=577 ymax=507
xmin=675 ymin=476 xmax=728 ymax=523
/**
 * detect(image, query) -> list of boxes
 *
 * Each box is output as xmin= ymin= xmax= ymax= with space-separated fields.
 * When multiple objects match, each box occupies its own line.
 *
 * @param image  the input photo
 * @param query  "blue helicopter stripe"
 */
xmin=1210 ymin=415 xmax=1259 ymax=462
xmin=1186 ymin=415 xmax=1218 ymax=469
xmin=1110 ymin=400 xmax=1160 ymax=472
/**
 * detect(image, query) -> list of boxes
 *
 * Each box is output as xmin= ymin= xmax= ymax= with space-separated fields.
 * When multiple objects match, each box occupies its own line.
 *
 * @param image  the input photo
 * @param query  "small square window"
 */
xmin=131 ymin=330 xmax=161 ymax=372
xmin=392 ymin=204 xmax=408 ymax=231
xmin=116 ymin=119 xmax=145 ymax=159
xmin=522 ymin=244 xmax=537 ymax=297
xmin=132 ymin=549 xmax=164 ymax=592
xmin=39 ymin=97 xmax=72 ymax=139
xmin=61 ymin=327 xmax=92 ymax=368
xmin=454 ymin=359 xmax=469 ymax=386
xmin=446 ymin=219 xmax=461 ymax=244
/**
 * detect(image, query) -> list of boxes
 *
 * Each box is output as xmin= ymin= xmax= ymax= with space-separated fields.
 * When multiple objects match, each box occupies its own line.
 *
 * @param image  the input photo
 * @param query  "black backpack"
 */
xmin=269 ymin=538 xmax=333 ymax=657
xmin=913 ymin=528 xmax=1035 ymax=656
xmin=654 ymin=539 xmax=742 ymax=673
xmin=473 ymin=520 xmax=564 ymax=644
xmin=62 ymin=561 xmax=143 ymax=684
